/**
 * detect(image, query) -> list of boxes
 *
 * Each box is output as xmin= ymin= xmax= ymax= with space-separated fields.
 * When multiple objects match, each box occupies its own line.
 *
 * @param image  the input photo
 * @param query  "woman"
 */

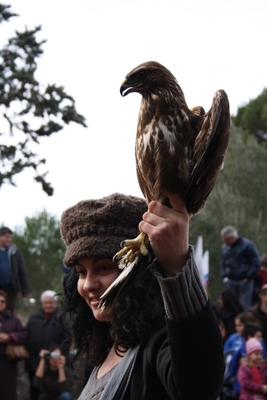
xmin=60 ymin=192 xmax=224 ymax=400
xmin=0 ymin=290 xmax=27 ymax=400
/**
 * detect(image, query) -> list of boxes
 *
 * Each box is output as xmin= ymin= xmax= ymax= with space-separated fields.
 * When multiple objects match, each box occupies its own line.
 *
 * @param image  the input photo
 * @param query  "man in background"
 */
xmin=25 ymin=290 xmax=71 ymax=400
xmin=221 ymin=225 xmax=261 ymax=310
xmin=0 ymin=226 xmax=29 ymax=306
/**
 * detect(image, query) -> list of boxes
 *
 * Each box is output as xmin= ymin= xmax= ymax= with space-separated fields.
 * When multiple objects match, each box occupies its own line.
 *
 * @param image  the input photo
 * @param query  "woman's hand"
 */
xmin=139 ymin=193 xmax=189 ymax=276
xmin=0 ymin=333 xmax=10 ymax=343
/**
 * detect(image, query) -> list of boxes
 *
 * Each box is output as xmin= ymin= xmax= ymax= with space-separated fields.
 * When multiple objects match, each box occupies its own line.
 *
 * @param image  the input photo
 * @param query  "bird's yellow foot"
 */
xmin=114 ymin=232 xmax=149 ymax=265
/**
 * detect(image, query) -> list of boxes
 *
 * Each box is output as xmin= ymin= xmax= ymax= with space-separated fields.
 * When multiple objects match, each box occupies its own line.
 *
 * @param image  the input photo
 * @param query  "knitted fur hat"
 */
xmin=60 ymin=193 xmax=147 ymax=268
xmin=246 ymin=338 xmax=263 ymax=356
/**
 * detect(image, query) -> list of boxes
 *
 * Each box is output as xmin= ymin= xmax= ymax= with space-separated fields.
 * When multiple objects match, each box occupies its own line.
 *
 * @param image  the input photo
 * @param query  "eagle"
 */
xmin=99 ymin=61 xmax=230 ymax=310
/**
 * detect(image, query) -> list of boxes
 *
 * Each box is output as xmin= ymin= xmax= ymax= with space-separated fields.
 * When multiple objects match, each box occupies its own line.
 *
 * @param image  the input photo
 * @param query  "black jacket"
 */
xmin=25 ymin=308 xmax=70 ymax=372
xmin=221 ymin=236 xmax=260 ymax=281
xmin=8 ymin=243 xmax=29 ymax=295
xmin=113 ymin=301 xmax=224 ymax=400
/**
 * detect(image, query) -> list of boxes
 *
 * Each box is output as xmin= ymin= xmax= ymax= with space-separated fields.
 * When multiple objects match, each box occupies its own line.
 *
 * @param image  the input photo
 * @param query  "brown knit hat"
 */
xmin=60 ymin=193 xmax=147 ymax=267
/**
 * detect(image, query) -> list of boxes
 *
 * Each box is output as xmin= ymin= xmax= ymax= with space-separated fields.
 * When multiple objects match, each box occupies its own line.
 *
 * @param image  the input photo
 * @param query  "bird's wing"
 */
xmin=184 ymin=89 xmax=230 ymax=215
xmin=191 ymin=106 xmax=205 ymax=116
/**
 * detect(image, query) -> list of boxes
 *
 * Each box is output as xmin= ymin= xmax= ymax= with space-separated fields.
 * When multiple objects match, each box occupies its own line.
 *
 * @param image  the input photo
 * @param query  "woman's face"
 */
xmin=0 ymin=296 xmax=7 ymax=313
xmin=76 ymin=257 xmax=120 ymax=322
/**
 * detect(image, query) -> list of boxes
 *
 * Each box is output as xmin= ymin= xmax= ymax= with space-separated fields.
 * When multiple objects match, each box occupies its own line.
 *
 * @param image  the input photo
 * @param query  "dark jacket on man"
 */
xmin=8 ymin=243 xmax=29 ymax=295
xmin=221 ymin=236 xmax=260 ymax=281
xmin=25 ymin=308 xmax=70 ymax=373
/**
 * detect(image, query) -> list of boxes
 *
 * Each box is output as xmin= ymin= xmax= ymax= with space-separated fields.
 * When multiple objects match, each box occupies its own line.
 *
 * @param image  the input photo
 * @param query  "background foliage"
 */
xmin=1 ymin=4 xmax=267 ymax=307
xmin=190 ymin=123 xmax=267 ymax=301
xmin=4 ymin=90 xmax=267 ymax=307
xmin=232 ymin=88 xmax=267 ymax=145
xmin=0 ymin=4 xmax=86 ymax=195
xmin=12 ymin=210 xmax=67 ymax=306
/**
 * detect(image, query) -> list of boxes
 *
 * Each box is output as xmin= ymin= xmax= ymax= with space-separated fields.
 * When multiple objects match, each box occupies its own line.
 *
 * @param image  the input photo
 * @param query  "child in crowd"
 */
xmin=224 ymin=313 xmax=251 ymax=352
xmin=238 ymin=338 xmax=267 ymax=400
xmin=217 ymin=289 xmax=244 ymax=340
xmin=228 ymin=325 xmax=266 ymax=398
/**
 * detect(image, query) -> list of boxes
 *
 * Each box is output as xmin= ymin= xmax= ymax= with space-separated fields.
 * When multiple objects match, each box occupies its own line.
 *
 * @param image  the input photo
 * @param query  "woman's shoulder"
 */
xmin=3 ymin=308 xmax=23 ymax=322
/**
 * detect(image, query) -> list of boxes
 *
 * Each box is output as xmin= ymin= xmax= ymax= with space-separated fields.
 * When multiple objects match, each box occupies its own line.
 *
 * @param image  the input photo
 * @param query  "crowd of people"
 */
xmin=1 ymin=205 xmax=267 ymax=400
xmin=0 ymin=288 xmax=74 ymax=400
xmin=213 ymin=227 xmax=267 ymax=400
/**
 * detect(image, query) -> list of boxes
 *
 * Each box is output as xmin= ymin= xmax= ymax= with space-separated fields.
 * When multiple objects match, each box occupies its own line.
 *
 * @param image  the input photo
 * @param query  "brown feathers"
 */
xmin=120 ymin=61 xmax=230 ymax=214
xmin=99 ymin=61 xmax=230 ymax=310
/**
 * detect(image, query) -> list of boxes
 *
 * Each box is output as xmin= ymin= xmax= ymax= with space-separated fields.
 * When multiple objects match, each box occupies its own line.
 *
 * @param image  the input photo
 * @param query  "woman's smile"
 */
xmin=75 ymin=257 xmax=120 ymax=322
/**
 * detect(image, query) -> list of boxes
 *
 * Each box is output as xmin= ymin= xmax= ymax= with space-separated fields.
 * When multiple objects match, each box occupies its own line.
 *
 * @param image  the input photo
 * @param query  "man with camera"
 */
xmin=25 ymin=290 xmax=71 ymax=400
xmin=33 ymin=345 xmax=73 ymax=400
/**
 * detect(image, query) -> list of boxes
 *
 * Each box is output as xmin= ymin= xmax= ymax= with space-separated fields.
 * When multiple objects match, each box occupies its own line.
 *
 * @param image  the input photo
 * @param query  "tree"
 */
xmin=0 ymin=4 xmax=87 ymax=195
xmin=12 ymin=210 xmax=67 ymax=303
xmin=189 ymin=124 xmax=267 ymax=301
xmin=232 ymin=88 xmax=267 ymax=144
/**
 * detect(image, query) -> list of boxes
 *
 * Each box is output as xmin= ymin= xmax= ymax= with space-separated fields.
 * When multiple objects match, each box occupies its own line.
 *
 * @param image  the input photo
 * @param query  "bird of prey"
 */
xmin=99 ymin=61 xmax=230 ymax=310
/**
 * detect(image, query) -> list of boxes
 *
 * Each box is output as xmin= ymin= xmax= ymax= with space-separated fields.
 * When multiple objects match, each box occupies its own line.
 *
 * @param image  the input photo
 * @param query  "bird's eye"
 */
xmin=137 ymin=69 xmax=147 ymax=80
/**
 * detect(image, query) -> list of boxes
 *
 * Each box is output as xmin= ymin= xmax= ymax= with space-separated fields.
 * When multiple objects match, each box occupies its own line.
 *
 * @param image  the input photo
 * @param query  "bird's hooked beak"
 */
xmin=120 ymin=78 xmax=141 ymax=97
xmin=120 ymin=78 xmax=132 ymax=97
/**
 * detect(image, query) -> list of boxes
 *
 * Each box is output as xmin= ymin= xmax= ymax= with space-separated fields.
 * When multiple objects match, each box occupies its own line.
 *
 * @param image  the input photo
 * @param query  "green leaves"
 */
xmin=0 ymin=4 xmax=18 ymax=23
xmin=0 ymin=4 xmax=87 ymax=195
xmin=190 ymin=125 xmax=267 ymax=301
xmin=12 ymin=210 xmax=67 ymax=303
xmin=233 ymin=88 xmax=267 ymax=144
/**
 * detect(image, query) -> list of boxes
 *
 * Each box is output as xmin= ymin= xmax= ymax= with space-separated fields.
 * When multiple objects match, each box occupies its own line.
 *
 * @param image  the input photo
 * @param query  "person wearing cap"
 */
xmin=238 ymin=338 xmax=267 ymax=400
xmin=25 ymin=290 xmax=71 ymax=400
xmin=60 ymin=192 xmax=224 ymax=400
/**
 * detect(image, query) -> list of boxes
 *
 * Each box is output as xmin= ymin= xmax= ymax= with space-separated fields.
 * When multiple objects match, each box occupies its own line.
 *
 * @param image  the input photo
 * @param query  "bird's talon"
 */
xmin=115 ymin=247 xmax=128 ymax=260
xmin=140 ymin=245 xmax=148 ymax=256
xmin=115 ymin=232 xmax=149 ymax=264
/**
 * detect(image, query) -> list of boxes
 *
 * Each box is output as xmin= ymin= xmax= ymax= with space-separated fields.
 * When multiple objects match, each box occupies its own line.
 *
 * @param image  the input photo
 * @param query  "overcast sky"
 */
xmin=1 ymin=0 xmax=267 ymax=230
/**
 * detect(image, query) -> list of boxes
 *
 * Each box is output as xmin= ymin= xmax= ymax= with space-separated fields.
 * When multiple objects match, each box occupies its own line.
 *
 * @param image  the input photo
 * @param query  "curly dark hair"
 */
xmin=60 ymin=266 xmax=164 ymax=366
